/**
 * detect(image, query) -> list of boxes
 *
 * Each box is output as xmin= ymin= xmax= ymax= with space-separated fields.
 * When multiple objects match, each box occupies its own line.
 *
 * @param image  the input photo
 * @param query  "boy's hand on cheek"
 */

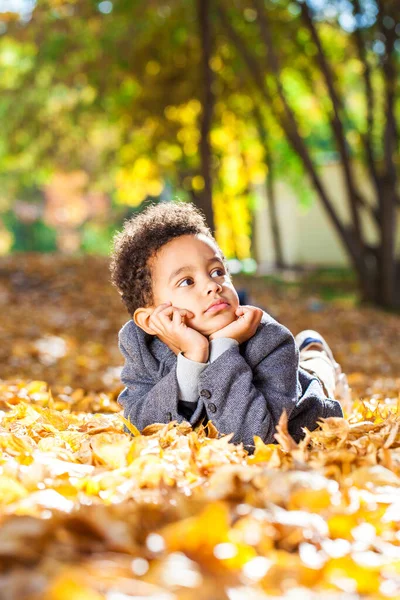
xmin=209 ymin=305 xmax=263 ymax=345
xmin=149 ymin=302 xmax=209 ymax=363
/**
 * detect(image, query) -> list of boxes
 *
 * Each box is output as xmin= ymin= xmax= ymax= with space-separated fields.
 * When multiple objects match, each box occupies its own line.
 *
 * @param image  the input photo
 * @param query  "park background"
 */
xmin=1 ymin=1 xmax=400 ymax=599
xmin=1 ymin=0 xmax=400 ymax=307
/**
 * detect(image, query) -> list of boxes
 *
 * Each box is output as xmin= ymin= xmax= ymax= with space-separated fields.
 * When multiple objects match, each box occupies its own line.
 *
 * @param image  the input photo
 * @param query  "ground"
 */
xmin=1 ymin=254 xmax=398 ymax=398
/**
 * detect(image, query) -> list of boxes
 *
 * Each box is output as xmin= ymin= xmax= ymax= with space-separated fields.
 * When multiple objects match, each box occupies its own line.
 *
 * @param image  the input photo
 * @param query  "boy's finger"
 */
xmin=253 ymin=308 xmax=263 ymax=322
xmin=248 ymin=311 xmax=262 ymax=331
xmin=150 ymin=306 xmax=174 ymax=329
xmin=159 ymin=305 xmax=180 ymax=321
xmin=159 ymin=306 xmax=186 ymax=328
xmin=180 ymin=308 xmax=194 ymax=318
xmin=240 ymin=305 xmax=254 ymax=312
xmin=158 ymin=309 xmax=176 ymax=327
xmin=172 ymin=309 xmax=182 ymax=326
xmin=236 ymin=308 xmax=251 ymax=319
xmin=247 ymin=307 xmax=261 ymax=321
xmin=152 ymin=302 xmax=172 ymax=317
xmin=238 ymin=305 xmax=261 ymax=319
xmin=148 ymin=318 xmax=163 ymax=335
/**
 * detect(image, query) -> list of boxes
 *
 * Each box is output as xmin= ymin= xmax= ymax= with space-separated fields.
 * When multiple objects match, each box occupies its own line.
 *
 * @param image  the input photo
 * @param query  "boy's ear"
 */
xmin=133 ymin=307 xmax=156 ymax=335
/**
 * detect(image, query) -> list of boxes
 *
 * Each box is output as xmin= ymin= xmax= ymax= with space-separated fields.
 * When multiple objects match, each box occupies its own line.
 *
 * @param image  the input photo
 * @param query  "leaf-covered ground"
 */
xmin=1 ymin=254 xmax=400 ymax=599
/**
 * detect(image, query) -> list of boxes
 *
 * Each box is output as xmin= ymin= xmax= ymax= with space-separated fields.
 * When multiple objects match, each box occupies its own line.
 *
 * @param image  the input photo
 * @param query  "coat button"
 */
xmin=167 ymin=412 xmax=172 ymax=421
xmin=200 ymin=389 xmax=211 ymax=399
xmin=208 ymin=403 xmax=217 ymax=413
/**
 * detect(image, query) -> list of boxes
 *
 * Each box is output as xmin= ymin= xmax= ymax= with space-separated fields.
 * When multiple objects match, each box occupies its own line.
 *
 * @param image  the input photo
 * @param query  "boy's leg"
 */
xmin=295 ymin=330 xmax=351 ymax=406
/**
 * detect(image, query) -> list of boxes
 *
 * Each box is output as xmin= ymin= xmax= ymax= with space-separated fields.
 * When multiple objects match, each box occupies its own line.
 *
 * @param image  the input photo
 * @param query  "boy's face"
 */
xmin=149 ymin=234 xmax=239 ymax=337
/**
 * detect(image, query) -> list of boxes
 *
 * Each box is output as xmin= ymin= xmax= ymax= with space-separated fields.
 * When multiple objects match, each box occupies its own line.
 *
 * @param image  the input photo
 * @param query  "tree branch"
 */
xmin=297 ymin=1 xmax=365 ymax=242
xmin=349 ymin=0 xmax=380 ymax=196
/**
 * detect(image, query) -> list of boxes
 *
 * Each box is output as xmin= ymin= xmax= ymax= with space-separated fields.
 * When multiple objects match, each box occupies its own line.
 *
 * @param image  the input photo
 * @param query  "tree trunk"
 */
xmin=197 ymin=0 xmax=215 ymax=232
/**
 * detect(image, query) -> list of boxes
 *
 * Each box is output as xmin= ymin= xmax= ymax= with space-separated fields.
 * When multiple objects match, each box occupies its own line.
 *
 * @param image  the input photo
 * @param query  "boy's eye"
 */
xmin=178 ymin=277 xmax=194 ymax=287
xmin=211 ymin=268 xmax=225 ymax=278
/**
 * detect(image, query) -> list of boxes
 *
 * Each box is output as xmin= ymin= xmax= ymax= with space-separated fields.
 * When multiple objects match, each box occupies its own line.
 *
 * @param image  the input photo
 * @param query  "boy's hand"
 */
xmin=209 ymin=305 xmax=263 ymax=345
xmin=149 ymin=302 xmax=209 ymax=363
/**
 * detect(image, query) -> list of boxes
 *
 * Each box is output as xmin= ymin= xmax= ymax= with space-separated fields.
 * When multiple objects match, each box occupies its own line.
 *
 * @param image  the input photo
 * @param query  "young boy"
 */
xmin=110 ymin=202 xmax=345 ymax=451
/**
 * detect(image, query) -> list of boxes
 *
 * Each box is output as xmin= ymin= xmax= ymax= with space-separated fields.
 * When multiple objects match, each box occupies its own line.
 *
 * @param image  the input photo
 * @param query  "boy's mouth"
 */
xmin=205 ymin=299 xmax=230 ymax=313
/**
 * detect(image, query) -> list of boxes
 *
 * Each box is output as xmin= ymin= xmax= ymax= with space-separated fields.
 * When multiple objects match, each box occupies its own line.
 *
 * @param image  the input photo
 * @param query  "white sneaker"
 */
xmin=295 ymin=329 xmax=351 ymax=406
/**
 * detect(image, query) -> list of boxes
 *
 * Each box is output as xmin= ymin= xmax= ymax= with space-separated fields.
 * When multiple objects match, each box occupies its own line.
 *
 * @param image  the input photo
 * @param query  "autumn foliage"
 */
xmin=1 ymin=255 xmax=400 ymax=599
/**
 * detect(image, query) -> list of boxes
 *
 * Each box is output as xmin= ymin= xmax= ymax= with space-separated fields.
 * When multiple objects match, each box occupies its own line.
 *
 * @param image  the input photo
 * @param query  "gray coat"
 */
xmin=117 ymin=311 xmax=343 ymax=450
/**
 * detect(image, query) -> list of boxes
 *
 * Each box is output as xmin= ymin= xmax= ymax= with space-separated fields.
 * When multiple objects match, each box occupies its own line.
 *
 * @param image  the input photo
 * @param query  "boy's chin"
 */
xmin=202 ymin=313 xmax=237 ymax=337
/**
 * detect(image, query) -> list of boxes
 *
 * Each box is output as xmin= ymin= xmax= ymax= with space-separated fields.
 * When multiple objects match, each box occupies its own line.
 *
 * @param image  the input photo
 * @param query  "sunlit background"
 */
xmin=0 ymin=0 xmax=399 ymax=306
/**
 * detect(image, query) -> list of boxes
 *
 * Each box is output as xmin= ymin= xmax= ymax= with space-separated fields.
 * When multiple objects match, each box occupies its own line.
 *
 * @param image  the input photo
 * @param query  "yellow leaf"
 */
xmin=324 ymin=556 xmax=381 ymax=594
xmin=162 ymin=501 xmax=230 ymax=554
xmin=328 ymin=514 xmax=359 ymax=540
xmin=90 ymin=433 xmax=131 ymax=469
xmin=25 ymin=381 xmax=48 ymax=395
xmin=131 ymin=455 xmax=175 ymax=487
xmin=248 ymin=436 xmax=276 ymax=464
xmin=120 ymin=415 xmax=141 ymax=437
xmin=288 ymin=487 xmax=333 ymax=512
xmin=0 ymin=475 xmax=28 ymax=504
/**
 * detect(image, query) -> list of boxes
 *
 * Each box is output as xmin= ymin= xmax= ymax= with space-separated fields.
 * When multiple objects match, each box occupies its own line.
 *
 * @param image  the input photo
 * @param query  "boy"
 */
xmin=110 ymin=202 xmax=345 ymax=451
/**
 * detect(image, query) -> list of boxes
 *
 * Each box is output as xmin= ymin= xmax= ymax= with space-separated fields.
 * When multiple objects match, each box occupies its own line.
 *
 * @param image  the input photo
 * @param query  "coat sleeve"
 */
xmin=117 ymin=326 xmax=184 ymax=431
xmin=195 ymin=320 xmax=340 ymax=449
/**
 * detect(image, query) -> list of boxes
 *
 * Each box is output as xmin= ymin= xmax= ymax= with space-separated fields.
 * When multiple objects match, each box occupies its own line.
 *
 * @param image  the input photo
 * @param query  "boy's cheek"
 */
xmin=182 ymin=313 xmax=202 ymax=331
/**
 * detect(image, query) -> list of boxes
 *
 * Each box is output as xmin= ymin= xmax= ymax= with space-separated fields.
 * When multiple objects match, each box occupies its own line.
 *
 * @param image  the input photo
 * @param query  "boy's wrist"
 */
xmin=209 ymin=331 xmax=238 ymax=342
xmin=182 ymin=344 xmax=209 ymax=363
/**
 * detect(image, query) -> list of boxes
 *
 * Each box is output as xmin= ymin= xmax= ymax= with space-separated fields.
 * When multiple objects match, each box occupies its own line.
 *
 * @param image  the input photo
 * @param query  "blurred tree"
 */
xmin=0 ymin=0 xmax=299 ymax=263
xmin=2 ymin=210 xmax=57 ymax=252
xmin=1 ymin=0 xmax=400 ymax=307
xmin=217 ymin=0 xmax=400 ymax=308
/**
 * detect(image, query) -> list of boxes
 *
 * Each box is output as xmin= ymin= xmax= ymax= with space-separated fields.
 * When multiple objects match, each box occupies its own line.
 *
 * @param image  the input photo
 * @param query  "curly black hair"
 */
xmin=110 ymin=201 xmax=223 ymax=316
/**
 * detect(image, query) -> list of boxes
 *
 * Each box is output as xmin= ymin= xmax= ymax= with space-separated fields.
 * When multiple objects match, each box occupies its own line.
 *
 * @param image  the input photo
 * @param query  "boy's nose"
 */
xmin=206 ymin=280 xmax=222 ymax=294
